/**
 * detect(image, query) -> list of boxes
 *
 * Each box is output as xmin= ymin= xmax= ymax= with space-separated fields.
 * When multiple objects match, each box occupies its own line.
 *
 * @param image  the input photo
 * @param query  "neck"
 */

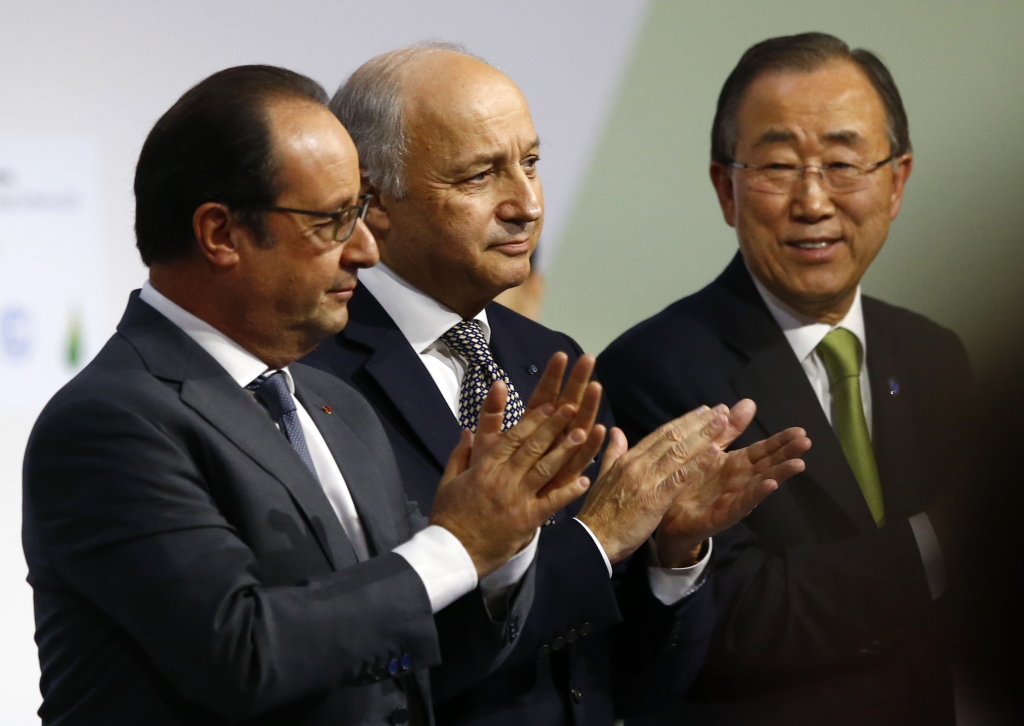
xmin=377 ymin=255 xmax=493 ymax=320
xmin=777 ymin=287 xmax=856 ymax=326
xmin=148 ymin=264 xmax=308 ymax=369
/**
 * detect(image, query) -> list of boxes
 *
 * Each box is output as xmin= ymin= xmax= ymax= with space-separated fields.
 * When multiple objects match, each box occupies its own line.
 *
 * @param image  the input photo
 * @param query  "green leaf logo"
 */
xmin=66 ymin=311 xmax=82 ymax=368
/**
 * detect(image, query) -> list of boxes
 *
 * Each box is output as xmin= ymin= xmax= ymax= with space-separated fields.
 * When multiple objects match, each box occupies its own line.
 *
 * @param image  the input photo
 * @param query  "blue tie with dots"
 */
xmin=441 ymin=320 xmax=525 ymax=432
xmin=247 ymin=371 xmax=319 ymax=480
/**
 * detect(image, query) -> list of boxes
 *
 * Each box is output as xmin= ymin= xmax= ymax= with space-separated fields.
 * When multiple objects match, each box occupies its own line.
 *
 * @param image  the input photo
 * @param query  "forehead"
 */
xmin=402 ymin=56 xmax=537 ymax=165
xmin=266 ymin=99 xmax=361 ymax=203
xmin=734 ymin=61 xmax=889 ymax=149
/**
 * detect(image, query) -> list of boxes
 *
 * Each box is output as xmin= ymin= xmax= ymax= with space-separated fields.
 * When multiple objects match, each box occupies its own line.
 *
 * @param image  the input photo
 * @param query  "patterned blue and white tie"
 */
xmin=441 ymin=320 xmax=525 ymax=432
xmin=247 ymin=371 xmax=319 ymax=480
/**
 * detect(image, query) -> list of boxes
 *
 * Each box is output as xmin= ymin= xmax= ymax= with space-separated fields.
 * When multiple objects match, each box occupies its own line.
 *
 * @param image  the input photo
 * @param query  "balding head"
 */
xmin=335 ymin=43 xmax=543 ymax=318
xmin=331 ymin=43 xmax=503 ymax=198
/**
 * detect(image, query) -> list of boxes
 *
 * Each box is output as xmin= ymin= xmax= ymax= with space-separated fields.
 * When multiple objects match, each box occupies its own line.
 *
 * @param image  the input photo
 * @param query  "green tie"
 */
xmin=816 ymin=328 xmax=886 ymax=527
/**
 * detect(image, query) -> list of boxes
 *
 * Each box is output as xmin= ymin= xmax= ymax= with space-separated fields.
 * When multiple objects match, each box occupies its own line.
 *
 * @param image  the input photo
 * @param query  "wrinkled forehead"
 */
xmin=401 ymin=56 xmax=535 ymax=154
xmin=735 ymin=62 xmax=889 ymax=152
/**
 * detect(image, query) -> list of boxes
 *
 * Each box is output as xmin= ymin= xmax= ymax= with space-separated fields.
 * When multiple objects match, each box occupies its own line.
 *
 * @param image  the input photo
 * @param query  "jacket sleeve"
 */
xmin=23 ymin=396 xmax=441 ymax=722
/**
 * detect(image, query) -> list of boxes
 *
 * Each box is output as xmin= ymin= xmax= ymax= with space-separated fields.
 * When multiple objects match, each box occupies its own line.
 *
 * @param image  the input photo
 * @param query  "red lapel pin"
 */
xmin=322 ymin=405 xmax=332 ymax=414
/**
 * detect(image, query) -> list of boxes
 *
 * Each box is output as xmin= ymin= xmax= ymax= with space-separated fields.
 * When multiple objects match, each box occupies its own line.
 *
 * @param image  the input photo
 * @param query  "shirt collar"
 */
xmin=748 ymin=264 xmax=867 ymax=364
xmin=358 ymin=262 xmax=491 ymax=352
xmin=138 ymin=281 xmax=293 ymax=392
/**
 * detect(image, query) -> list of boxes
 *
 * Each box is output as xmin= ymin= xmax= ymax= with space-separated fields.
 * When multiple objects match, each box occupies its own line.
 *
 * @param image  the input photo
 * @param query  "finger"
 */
xmin=440 ymin=428 xmax=474 ymax=484
xmin=715 ymin=399 xmax=755 ymax=449
xmin=537 ymin=475 xmax=592 ymax=522
xmin=507 ymin=403 xmax=581 ymax=475
xmin=743 ymin=427 xmax=807 ymax=465
xmin=647 ymin=412 xmax=729 ymax=480
xmin=567 ymin=381 xmax=603 ymax=434
xmin=519 ymin=425 xmax=588 ymax=496
xmin=488 ymin=402 xmax=557 ymax=465
xmin=555 ymin=354 xmax=596 ymax=409
xmin=469 ymin=381 xmax=510 ymax=465
xmin=769 ymin=435 xmax=812 ymax=466
xmin=476 ymin=380 xmax=509 ymax=439
xmin=628 ymin=405 xmax=716 ymax=462
xmin=764 ymin=458 xmax=807 ymax=487
xmin=598 ymin=426 xmax=628 ymax=478
xmin=538 ymin=424 xmax=607 ymax=499
xmin=525 ymin=352 xmax=569 ymax=410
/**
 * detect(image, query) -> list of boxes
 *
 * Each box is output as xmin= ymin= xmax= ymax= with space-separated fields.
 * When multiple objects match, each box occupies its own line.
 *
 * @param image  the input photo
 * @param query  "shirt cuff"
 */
xmin=909 ymin=512 xmax=946 ymax=600
xmin=392 ymin=524 xmax=479 ymax=613
xmin=479 ymin=528 xmax=540 ymax=618
xmin=646 ymin=537 xmax=713 ymax=606
xmin=573 ymin=517 xmax=613 ymax=577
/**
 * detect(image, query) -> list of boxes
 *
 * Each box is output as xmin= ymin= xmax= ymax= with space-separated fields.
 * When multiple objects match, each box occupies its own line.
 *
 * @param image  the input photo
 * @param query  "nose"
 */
xmin=790 ymin=170 xmax=836 ymax=223
xmin=340 ymin=218 xmax=379 ymax=270
xmin=497 ymin=167 xmax=543 ymax=227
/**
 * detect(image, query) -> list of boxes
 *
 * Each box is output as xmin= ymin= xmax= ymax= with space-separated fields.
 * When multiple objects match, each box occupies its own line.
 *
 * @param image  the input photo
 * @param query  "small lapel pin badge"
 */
xmin=888 ymin=378 xmax=900 ymax=396
xmin=527 ymin=364 xmax=538 ymax=375
xmin=322 ymin=405 xmax=332 ymax=414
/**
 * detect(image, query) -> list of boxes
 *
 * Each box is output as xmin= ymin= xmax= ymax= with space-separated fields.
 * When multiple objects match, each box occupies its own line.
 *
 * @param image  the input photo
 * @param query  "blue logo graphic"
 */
xmin=1 ymin=306 xmax=32 ymax=360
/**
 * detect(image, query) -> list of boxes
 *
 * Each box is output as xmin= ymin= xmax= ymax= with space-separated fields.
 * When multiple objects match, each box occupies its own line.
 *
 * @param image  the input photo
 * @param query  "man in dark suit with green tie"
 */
xmin=599 ymin=33 xmax=972 ymax=726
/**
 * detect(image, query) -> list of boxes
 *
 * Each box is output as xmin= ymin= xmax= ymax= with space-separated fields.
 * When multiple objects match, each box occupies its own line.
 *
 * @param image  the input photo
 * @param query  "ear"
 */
xmin=192 ymin=202 xmax=245 ymax=269
xmin=710 ymin=162 xmax=738 ymax=228
xmin=888 ymin=153 xmax=913 ymax=221
xmin=360 ymin=171 xmax=391 ymax=239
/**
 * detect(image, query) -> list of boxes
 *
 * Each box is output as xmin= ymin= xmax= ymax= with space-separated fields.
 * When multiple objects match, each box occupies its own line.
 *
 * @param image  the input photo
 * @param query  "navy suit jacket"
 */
xmin=303 ymin=287 xmax=715 ymax=726
xmin=597 ymin=254 xmax=972 ymax=726
xmin=23 ymin=294 xmax=524 ymax=726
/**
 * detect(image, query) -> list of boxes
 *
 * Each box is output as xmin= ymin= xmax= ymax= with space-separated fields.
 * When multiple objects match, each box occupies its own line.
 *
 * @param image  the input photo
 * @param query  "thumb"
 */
xmin=441 ymin=428 xmax=474 ymax=485
xmin=599 ymin=427 xmax=628 ymax=478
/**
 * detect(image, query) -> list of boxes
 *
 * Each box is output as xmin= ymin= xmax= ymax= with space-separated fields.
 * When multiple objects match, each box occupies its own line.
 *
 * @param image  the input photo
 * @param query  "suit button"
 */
xmin=387 ymin=658 xmax=399 ymax=675
xmin=565 ymin=628 xmax=578 ymax=643
xmin=400 ymin=654 xmax=412 ymax=670
xmin=390 ymin=707 xmax=409 ymax=724
xmin=537 ymin=644 xmax=551 ymax=658
xmin=551 ymin=636 xmax=566 ymax=651
xmin=579 ymin=622 xmax=592 ymax=637
xmin=571 ymin=688 xmax=583 ymax=704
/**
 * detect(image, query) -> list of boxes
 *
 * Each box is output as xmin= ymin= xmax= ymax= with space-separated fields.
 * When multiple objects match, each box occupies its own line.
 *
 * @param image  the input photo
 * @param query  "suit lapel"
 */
xmin=119 ymin=294 xmax=349 ymax=570
xmin=488 ymin=305 xmax=547 ymax=404
xmin=863 ymin=300 xmax=921 ymax=519
xmin=716 ymin=256 xmax=878 ymax=532
xmin=294 ymin=380 xmax=401 ymax=556
xmin=344 ymin=291 xmax=463 ymax=471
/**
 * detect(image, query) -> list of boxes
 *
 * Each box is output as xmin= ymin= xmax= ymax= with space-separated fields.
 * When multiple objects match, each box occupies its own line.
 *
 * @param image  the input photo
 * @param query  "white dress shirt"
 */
xmin=750 ymin=273 xmax=946 ymax=600
xmin=359 ymin=263 xmax=710 ymax=605
xmin=138 ymin=281 xmax=482 ymax=613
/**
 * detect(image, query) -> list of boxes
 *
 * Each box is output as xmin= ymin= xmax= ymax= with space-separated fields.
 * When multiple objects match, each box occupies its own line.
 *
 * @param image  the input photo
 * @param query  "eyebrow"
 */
xmin=459 ymin=137 xmax=542 ymax=169
xmin=820 ymin=129 xmax=864 ymax=146
xmin=753 ymin=129 xmax=796 ymax=146
xmin=753 ymin=128 xmax=866 ymax=148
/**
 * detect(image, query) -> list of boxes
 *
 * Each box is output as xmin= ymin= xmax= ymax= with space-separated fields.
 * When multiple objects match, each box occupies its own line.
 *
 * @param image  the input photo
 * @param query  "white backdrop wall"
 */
xmin=0 ymin=2 xmax=651 ymax=721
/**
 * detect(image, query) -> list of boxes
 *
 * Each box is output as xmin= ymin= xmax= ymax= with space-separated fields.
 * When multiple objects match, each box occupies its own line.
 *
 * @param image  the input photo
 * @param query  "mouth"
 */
xmin=785 ymin=237 xmax=844 ymax=260
xmin=327 ymin=280 xmax=357 ymax=299
xmin=490 ymin=237 xmax=532 ymax=255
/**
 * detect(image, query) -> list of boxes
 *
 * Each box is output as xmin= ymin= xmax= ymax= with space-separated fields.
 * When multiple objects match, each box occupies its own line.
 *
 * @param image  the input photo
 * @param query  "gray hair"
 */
xmin=331 ymin=42 xmax=487 ymax=198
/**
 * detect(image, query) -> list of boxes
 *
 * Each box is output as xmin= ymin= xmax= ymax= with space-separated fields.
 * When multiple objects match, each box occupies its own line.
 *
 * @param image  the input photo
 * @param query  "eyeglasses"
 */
xmin=729 ymin=155 xmax=895 ymax=194
xmin=237 ymin=194 xmax=372 ymax=243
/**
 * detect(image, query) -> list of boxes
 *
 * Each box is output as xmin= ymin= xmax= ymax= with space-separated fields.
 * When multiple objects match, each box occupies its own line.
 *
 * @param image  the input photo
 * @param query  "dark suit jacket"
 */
xmin=302 ymin=287 xmax=716 ymax=726
xmin=596 ymin=254 xmax=972 ymax=726
xmin=22 ymin=293 xmax=525 ymax=726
